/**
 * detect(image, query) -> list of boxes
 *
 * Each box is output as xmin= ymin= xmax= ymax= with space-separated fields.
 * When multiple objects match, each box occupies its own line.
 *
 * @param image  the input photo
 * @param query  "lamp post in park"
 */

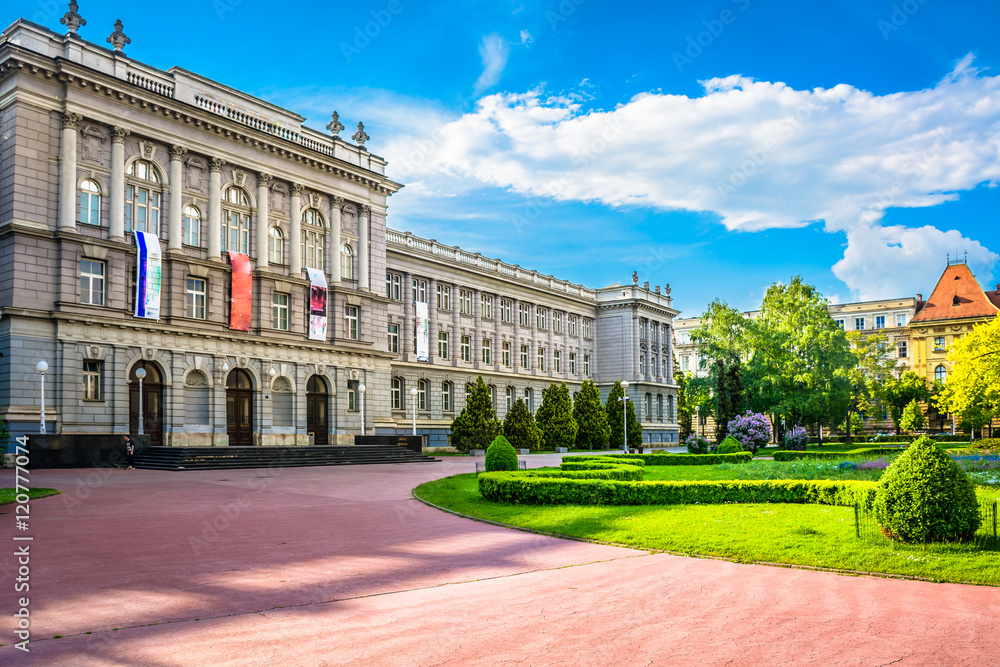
xmin=135 ymin=367 xmax=146 ymax=435
xmin=36 ymin=360 xmax=48 ymax=434
xmin=620 ymin=381 xmax=630 ymax=453
xmin=358 ymin=383 xmax=366 ymax=436
xmin=695 ymin=404 xmax=701 ymax=438
xmin=410 ymin=386 xmax=418 ymax=436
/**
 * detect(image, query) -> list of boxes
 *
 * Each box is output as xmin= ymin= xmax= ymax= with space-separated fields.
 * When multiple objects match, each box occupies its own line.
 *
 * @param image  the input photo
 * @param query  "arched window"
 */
xmin=301 ymin=208 xmax=325 ymax=270
xmin=183 ymin=206 xmax=201 ymax=246
xmin=341 ymin=244 xmax=354 ymax=280
xmin=268 ymin=226 xmax=284 ymax=265
xmin=391 ymin=377 xmax=403 ymax=410
xmin=125 ymin=159 xmax=161 ymax=234
xmin=222 ymin=186 xmax=251 ymax=254
xmin=79 ymin=179 xmax=101 ymax=225
xmin=935 ymin=365 xmax=947 ymax=382
xmin=417 ymin=379 xmax=428 ymax=410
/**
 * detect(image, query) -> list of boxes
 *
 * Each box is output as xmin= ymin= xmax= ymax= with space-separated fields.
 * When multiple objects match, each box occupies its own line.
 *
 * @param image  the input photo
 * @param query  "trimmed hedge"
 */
xmin=478 ymin=473 xmax=877 ymax=507
xmin=584 ymin=452 xmax=753 ymax=466
xmin=812 ymin=434 xmax=972 ymax=444
xmin=772 ymin=447 xmax=903 ymax=462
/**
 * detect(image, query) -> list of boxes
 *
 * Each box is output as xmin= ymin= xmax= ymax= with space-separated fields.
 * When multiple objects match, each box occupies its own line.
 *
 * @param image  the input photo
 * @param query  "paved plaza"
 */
xmin=2 ymin=457 xmax=999 ymax=665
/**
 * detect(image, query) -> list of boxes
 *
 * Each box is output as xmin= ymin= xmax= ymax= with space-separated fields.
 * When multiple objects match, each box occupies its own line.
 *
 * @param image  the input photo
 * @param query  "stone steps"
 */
xmin=133 ymin=445 xmax=438 ymax=470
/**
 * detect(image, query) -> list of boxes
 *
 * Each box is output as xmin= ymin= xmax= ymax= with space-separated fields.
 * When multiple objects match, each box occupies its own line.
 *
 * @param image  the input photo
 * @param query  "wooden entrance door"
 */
xmin=226 ymin=369 xmax=254 ymax=446
xmin=306 ymin=375 xmax=329 ymax=446
xmin=129 ymin=361 xmax=163 ymax=447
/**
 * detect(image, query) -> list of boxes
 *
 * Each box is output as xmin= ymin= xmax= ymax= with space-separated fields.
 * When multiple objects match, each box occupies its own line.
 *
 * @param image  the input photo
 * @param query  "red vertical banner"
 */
xmin=229 ymin=252 xmax=252 ymax=331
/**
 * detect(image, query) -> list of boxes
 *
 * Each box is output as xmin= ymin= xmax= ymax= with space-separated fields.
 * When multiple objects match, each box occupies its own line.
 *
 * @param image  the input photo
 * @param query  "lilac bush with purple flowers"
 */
xmin=783 ymin=425 xmax=809 ymax=450
xmin=726 ymin=411 xmax=771 ymax=454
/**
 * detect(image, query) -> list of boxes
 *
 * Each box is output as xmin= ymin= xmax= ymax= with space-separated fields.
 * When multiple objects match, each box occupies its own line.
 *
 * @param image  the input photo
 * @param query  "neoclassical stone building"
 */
xmin=0 ymin=12 xmax=680 ymax=451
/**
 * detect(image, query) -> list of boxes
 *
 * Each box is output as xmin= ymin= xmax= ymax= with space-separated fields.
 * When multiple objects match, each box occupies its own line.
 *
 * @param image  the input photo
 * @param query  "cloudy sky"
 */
xmin=10 ymin=0 xmax=1000 ymax=315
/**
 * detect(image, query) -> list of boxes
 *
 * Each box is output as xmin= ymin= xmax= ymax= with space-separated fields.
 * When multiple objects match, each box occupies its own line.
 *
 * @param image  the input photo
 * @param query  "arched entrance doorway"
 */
xmin=130 ymin=361 xmax=164 ymax=447
xmin=306 ymin=375 xmax=329 ymax=446
xmin=226 ymin=369 xmax=254 ymax=446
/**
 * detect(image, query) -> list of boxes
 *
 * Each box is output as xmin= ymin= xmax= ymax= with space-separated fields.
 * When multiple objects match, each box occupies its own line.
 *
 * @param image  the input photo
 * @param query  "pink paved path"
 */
xmin=2 ymin=456 xmax=999 ymax=665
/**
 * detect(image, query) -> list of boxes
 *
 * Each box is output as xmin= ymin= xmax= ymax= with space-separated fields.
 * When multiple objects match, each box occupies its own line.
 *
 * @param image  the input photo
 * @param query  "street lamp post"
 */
xmin=410 ymin=387 xmax=418 ymax=436
xmin=695 ymin=404 xmax=700 ymax=438
xmin=358 ymin=383 xmax=366 ymax=436
xmin=135 ymin=367 xmax=147 ymax=435
xmin=620 ymin=381 xmax=630 ymax=453
xmin=36 ymin=360 xmax=48 ymax=434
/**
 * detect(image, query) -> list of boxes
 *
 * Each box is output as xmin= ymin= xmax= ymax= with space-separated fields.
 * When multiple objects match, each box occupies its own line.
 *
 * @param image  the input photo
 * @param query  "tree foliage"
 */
xmin=573 ymin=379 xmax=610 ymax=450
xmin=502 ymin=398 xmax=542 ymax=451
xmin=883 ymin=371 xmax=930 ymax=433
xmin=605 ymin=381 xmax=642 ymax=449
xmin=449 ymin=376 xmax=501 ymax=452
xmin=844 ymin=330 xmax=900 ymax=440
xmin=536 ymin=382 xmax=578 ymax=450
xmin=675 ymin=368 xmax=693 ymax=441
xmin=485 ymin=435 xmax=519 ymax=471
xmin=937 ymin=317 xmax=1000 ymax=430
xmin=899 ymin=399 xmax=926 ymax=433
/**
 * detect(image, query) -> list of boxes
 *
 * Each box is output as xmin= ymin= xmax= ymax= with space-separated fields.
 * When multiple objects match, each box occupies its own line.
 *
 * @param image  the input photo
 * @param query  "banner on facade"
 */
xmin=415 ymin=300 xmax=429 ymax=361
xmin=305 ymin=267 xmax=328 ymax=341
xmin=229 ymin=252 xmax=252 ymax=331
xmin=133 ymin=231 xmax=162 ymax=320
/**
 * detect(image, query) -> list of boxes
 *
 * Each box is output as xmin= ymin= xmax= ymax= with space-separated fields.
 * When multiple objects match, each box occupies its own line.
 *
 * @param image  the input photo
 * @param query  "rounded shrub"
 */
xmin=717 ymin=436 xmax=743 ymax=454
xmin=485 ymin=435 xmax=519 ymax=472
xmin=685 ymin=433 xmax=710 ymax=455
xmin=726 ymin=411 xmax=771 ymax=454
xmin=873 ymin=436 xmax=981 ymax=543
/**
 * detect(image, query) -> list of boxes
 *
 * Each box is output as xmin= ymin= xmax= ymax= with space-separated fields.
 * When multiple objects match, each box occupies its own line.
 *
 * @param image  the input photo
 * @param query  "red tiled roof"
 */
xmin=911 ymin=264 xmax=1000 ymax=323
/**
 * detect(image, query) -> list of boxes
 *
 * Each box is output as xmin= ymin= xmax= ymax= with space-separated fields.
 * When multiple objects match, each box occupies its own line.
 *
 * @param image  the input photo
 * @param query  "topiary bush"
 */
xmin=717 ymin=436 xmax=742 ymax=454
xmin=485 ymin=435 xmax=519 ymax=472
xmin=686 ymin=433 xmax=710 ymax=454
xmin=873 ymin=436 xmax=981 ymax=543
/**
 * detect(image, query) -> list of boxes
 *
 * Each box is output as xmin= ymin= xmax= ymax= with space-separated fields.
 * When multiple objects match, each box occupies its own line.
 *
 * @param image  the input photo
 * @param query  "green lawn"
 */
xmin=0 ymin=488 xmax=60 ymax=504
xmin=414 ymin=467 xmax=1000 ymax=586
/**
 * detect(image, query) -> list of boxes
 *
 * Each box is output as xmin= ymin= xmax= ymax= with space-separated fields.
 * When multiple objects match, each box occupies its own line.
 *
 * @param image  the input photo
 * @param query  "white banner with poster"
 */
xmin=305 ymin=267 xmax=328 ymax=341
xmin=415 ymin=300 xmax=429 ymax=361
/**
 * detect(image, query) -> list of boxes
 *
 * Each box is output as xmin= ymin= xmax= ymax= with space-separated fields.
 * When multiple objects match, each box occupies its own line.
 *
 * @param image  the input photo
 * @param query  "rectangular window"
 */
xmin=657 ymin=395 xmax=663 ymax=420
xmin=640 ymin=320 xmax=647 ymax=340
xmin=460 ymin=289 xmax=472 ymax=315
xmin=897 ymin=341 xmax=908 ymax=358
xmin=272 ymin=292 xmax=289 ymax=330
xmin=481 ymin=294 xmax=493 ymax=319
xmin=553 ymin=350 xmax=561 ymax=373
xmin=569 ymin=352 xmax=576 ymax=375
xmin=583 ymin=319 xmax=591 ymax=339
xmin=386 ymin=273 xmax=401 ymax=300
xmin=536 ymin=307 xmax=547 ymax=330
xmin=347 ymin=380 xmax=358 ymax=411
xmin=418 ymin=381 xmax=427 ymax=410
xmin=639 ymin=356 xmax=646 ymax=375
xmin=584 ymin=355 xmax=590 ymax=376
xmin=438 ymin=331 xmax=449 ymax=359
xmin=875 ymin=315 xmax=886 ymax=329
xmin=836 ymin=319 xmax=845 ymax=329
xmin=482 ymin=338 xmax=492 ymax=364
xmin=412 ymin=278 xmax=427 ymax=303
xmin=505 ymin=387 xmax=513 ymax=412
xmin=461 ymin=335 xmax=471 ymax=362
xmin=933 ymin=336 xmax=946 ymax=352
xmin=855 ymin=317 xmax=865 ymax=330
xmin=441 ymin=383 xmax=452 ymax=412
xmin=391 ymin=378 xmax=402 ymax=410
xmin=896 ymin=313 xmax=907 ymax=327
xmin=520 ymin=345 xmax=529 ymax=369
xmin=569 ymin=316 xmax=577 ymax=336
xmin=682 ymin=355 xmax=690 ymax=371
xmin=500 ymin=299 xmax=513 ymax=323
xmin=80 ymin=259 xmax=105 ymax=306
xmin=388 ymin=323 xmax=399 ymax=354
xmin=502 ymin=342 xmax=511 ymax=367
xmin=126 ymin=185 xmax=161 ymax=235
xmin=83 ymin=360 xmax=102 ymax=400
xmin=538 ymin=347 xmax=546 ymax=371
xmin=436 ymin=284 xmax=450 ymax=310
xmin=345 ymin=305 xmax=359 ymax=340
xmin=186 ymin=277 xmax=206 ymax=319
xmin=524 ymin=388 xmax=533 ymax=411
xmin=519 ymin=304 xmax=531 ymax=326
xmin=554 ymin=312 xmax=562 ymax=334
xmin=183 ymin=208 xmax=200 ymax=246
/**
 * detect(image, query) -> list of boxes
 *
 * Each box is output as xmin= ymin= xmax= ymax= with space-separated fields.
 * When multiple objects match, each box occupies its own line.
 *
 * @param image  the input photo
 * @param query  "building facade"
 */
xmin=0 ymin=14 xmax=680 ymax=451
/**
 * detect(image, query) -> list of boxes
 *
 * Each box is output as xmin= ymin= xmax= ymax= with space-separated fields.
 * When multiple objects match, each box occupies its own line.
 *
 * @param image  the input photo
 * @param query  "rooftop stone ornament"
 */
xmin=107 ymin=19 xmax=130 ymax=52
xmin=60 ymin=1 xmax=85 ymax=34
xmin=352 ymin=121 xmax=370 ymax=148
xmin=326 ymin=111 xmax=345 ymax=137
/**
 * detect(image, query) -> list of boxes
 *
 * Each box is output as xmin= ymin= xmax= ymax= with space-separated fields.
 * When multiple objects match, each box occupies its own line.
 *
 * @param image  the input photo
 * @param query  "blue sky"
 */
xmin=7 ymin=0 xmax=1000 ymax=315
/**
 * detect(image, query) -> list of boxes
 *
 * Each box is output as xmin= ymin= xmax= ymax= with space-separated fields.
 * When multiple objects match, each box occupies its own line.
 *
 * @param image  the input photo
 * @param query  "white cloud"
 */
xmin=474 ymin=34 xmax=510 ymax=96
xmin=384 ymin=55 xmax=1000 ymax=298
xmin=520 ymin=29 xmax=533 ymax=46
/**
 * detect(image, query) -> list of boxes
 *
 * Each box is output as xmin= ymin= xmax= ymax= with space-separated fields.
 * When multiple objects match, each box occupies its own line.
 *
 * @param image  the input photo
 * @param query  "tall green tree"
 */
xmin=502 ymin=398 xmax=542 ymax=451
xmin=937 ymin=317 xmax=1000 ymax=435
xmin=715 ymin=360 xmax=731 ymax=442
xmin=573 ymin=379 xmax=610 ymax=450
xmin=844 ymin=331 xmax=900 ymax=442
xmin=692 ymin=300 xmax=748 ymax=441
xmin=899 ymin=399 xmax=927 ymax=433
xmin=536 ymin=382 xmax=578 ymax=450
xmin=676 ymin=368 xmax=693 ymax=441
xmin=882 ymin=371 xmax=929 ymax=434
xmin=686 ymin=376 xmax=715 ymax=438
xmin=449 ymin=376 xmax=501 ymax=453
xmin=605 ymin=381 xmax=642 ymax=449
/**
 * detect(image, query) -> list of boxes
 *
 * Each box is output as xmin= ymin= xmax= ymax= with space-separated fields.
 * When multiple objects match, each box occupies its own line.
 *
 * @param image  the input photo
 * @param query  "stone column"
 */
xmin=403 ymin=271 xmax=413 ymax=359
xmin=630 ymin=306 xmax=639 ymax=380
xmin=665 ymin=324 xmax=674 ymax=380
xmin=359 ymin=205 xmax=370 ymax=290
xmin=512 ymin=298 xmax=521 ymax=374
xmin=330 ymin=196 xmax=344 ymax=284
xmin=59 ymin=112 xmax=82 ymax=231
xmin=451 ymin=284 xmax=460 ymax=366
xmin=577 ymin=317 xmax=585 ymax=378
xmin=289 ymin=184 xmax=303 ymax=275
xmin=167 ymin=145 xmax=187 ymax=251
xmin=644 ymin=319 xmax=652 ymax=380
xmin=427 ymin=278 xmax=438 ymax=361
xmin=473 ymin=288 xmax=482 ymax=368
xmin=109 ymin=126 xmax=130 ymax=242
xmin=528 ymin=303 xmax=537 ymax=374
xmin=207 ymin=158 xmax=225 ymax=260
xmin=494 ymin=293 xmax=502 ymax=371
xmin=256 ymin=172 xmax=271 ymax=270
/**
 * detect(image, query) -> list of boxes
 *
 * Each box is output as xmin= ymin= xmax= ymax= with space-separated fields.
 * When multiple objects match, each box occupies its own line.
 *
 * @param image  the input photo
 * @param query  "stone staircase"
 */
xmin=133 ymin=444 xmax=438 ymax=470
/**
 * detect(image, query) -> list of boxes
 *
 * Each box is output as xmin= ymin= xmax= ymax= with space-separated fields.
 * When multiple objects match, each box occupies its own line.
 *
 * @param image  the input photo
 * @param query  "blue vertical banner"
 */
xmin=133 ymin=231 xmax=162 ymax=320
